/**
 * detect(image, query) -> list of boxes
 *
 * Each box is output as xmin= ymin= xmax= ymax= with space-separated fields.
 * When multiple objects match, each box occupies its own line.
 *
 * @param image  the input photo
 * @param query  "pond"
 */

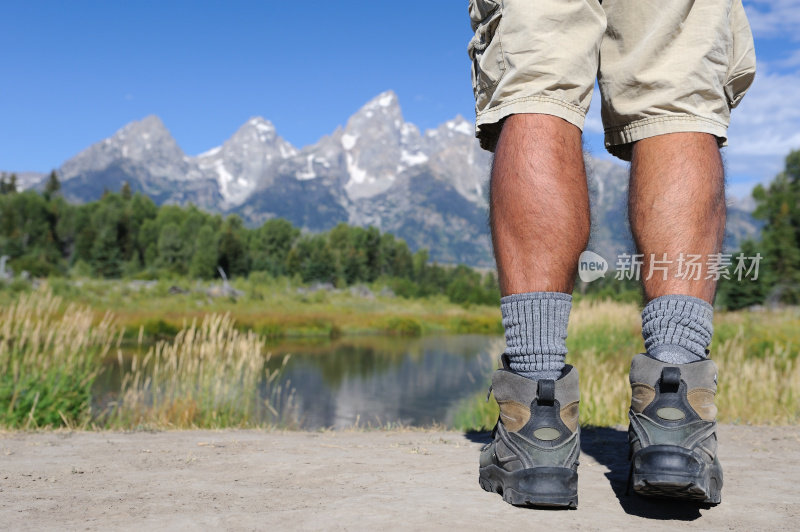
xmin=95 ymin=334 xmax=504 ymax=429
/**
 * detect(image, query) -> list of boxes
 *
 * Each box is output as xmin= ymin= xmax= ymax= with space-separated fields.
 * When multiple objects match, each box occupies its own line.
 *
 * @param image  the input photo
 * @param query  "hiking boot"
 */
xmin=479 ymin=355 xmax=580 ymax=508
xmin=627 ymin=353 xmax=723 ymax=504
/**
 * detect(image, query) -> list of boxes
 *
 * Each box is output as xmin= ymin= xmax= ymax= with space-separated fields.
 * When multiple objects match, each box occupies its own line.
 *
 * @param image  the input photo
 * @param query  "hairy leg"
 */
xmin=630 ymin=132 xmax=724 ymax=364
xmin=490 ymin=114 xmax=590 ymax=296
xmin=629 ymin=133 xmax=726 ymax=303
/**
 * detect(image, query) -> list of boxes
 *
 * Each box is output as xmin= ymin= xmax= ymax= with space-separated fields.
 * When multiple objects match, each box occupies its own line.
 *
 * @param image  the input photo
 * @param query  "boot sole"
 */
xmin=631 ymin=445 xmax=722 ymax=504
xmin=479 ymin=465 xmax=578 ymax=508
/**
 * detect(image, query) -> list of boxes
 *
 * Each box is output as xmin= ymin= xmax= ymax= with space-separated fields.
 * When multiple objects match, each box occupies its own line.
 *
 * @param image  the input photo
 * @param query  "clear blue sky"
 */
xmin=1 ymin=0 xmax=798 ymax=197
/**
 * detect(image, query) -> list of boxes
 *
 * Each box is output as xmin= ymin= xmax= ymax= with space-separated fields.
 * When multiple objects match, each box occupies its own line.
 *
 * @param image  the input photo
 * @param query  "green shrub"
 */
xmin=382 ymin=316 xmax=422 ymax=336
xmin=141 ymin=318 xmax=180 ymax=340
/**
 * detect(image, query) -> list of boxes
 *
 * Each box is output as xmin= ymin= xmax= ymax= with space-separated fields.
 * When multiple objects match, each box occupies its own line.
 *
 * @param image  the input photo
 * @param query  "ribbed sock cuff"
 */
xmin=641 ymin=295 xmax=713 ymax=364
xmin=500 ymin=292 xmax=571 ymax=380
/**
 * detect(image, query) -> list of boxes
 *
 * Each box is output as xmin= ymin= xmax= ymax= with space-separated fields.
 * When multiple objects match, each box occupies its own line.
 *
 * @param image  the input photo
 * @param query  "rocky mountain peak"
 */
xmin=234 ymin=117 xmax=277 ymax=143
xmin=420 ymin=114 xmax=490 ymax=206
xmin=196 ymin=117 xmax=298 ymax=207
xmin=344 ymin=91 xmax=406 ymax=139
xmin=427 ymin=115 xmax=473 ymax=139
xmin=121 ymin=114 xmax=169 ymax=134
xmin=339 ymin=90 xmax=430 ymax=200
xmin=60 ymin=115 xmax=186 ymax=182
xmin=355 ymin=90 xmax=401 ymax=117
xmin=112 ymin=115 xmax=182 ymax=158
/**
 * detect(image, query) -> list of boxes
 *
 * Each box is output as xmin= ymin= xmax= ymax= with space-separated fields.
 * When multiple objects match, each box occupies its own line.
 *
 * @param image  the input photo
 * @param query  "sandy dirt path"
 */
xmin=1 ymin=425 xmax=798 ymax=530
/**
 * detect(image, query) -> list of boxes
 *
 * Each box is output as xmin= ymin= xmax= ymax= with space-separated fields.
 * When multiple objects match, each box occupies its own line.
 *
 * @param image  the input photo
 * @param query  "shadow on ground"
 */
xmin=466 ymin=427 xmax=711 ymax=520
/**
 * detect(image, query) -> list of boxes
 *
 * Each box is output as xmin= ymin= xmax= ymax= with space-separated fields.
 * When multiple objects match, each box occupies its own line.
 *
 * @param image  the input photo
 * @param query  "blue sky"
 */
xmin=1 ymin=0 xmax=798 ymax=198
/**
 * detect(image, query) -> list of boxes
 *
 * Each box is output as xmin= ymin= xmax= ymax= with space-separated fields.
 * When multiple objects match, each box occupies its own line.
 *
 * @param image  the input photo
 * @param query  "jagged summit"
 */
xmin=360 ymin=90 xmax=400 ymax=112
xmin=59 ymin=114 xmax=189 ymax=188
xmin=238 ymin=117 xmax=277 ymax=140
xmin=123 ymin=114 xmax=168 ymax=132
xmin=8 ymin=91 xmax=753 ymax=267
xmin=196 ymin=117 xmax=298 ymax=207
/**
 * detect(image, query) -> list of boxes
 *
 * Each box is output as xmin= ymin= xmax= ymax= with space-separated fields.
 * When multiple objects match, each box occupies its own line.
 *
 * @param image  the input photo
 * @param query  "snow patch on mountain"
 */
xmin=447 ymin=118 xmax=473 ymax=135
xmin=341 ymin=133 xmax=358 ymax=151
xmin=369 ymin=91 xmax=396 ymax=109
xmin=296 ymin=155 xmax=317 ymax=181
xmin=400 ymin=150 xmax=428 ymax=166
xmin=211 ymin=160 xmax=235 ymax=197
xmin=199 ymin=146 xmax=222 ymax=158
xmin=345 ymin=153 xmax=368 ymax=185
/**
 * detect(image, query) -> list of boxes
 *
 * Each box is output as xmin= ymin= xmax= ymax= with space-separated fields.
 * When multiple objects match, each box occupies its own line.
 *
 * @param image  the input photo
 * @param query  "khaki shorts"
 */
xmin=468 ymin=0 xmax=756 ymax=160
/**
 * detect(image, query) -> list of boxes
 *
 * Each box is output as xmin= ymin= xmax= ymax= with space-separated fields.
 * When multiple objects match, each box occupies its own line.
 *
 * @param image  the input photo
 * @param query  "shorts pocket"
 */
xmin=468 ymin=0 xmax=506 ymax=110
xmin=725 ymin=69 xmax=755 ymax=109
xmin=724 ymin=0 xmax=756 ymax=109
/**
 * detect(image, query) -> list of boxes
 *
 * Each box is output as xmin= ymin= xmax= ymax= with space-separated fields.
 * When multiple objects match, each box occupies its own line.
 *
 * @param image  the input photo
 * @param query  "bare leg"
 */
xmin=490 ymin=115 xmax=590 ymax=296
xmin=626 ymin=134 xmax=725 ymax=505
xmin=629 ymin=133 xmax=725 ymax=303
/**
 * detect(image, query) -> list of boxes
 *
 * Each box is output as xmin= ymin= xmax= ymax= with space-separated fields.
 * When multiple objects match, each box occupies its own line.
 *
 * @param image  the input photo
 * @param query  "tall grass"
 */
xmin=454 ymin=301 xmax=800 ymax=430
xmin=0 ymin=290 xmax=117 ymax=428
xmin=107 ymin=313 xmax=295 ymax=428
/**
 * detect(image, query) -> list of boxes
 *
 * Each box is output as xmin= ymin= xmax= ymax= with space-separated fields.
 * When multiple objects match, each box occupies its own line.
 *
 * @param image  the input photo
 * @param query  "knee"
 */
xmin=496 ymin=114 xmax=582 ymax=149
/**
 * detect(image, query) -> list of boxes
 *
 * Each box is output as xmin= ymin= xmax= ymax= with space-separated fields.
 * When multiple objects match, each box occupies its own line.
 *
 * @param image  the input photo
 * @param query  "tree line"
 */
xmin=0 ymin=172 xmax=500 ymax=305
xmin=3 ymin=149 xmax=799 ymax=310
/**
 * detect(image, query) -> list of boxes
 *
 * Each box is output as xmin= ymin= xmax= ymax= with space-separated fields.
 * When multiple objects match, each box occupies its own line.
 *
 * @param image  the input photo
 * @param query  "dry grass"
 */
xmin=0 ymin=290 xmax=117 ymax=428
xmin=107 ymin=314 xmax=294 ymax=429
xmin=454 ymin=301 xmax=800 ymax=430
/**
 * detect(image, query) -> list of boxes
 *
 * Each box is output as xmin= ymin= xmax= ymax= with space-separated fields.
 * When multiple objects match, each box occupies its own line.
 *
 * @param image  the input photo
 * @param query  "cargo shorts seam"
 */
xmin=604 ymin=115 xmax=727 ymax=137
xmin=477 ymin=95 xmax=586 ymax=122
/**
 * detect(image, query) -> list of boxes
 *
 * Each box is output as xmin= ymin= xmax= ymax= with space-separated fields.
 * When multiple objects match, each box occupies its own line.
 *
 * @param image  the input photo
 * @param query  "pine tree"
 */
xmin=157 ymin=223 xmax=185 ymax=273
xmin=44 ymin=170 xmax=60 ymax=198
xmin=751 ymin=149 xmax=800 ymax=304
xmin=249 ymin=218 xmax=299 ymax=276
xmin=217 ymin=215 xmax=249 ymax=277
xmin=189 ymin=225 xmax=218 ymax=279
xmin=88 ymin=200 xmax=124 ymax=277
xmin=0 ymin=173 xmax=18 ymax=194
xmin=91 ymin=226 xmax=122 ymax=277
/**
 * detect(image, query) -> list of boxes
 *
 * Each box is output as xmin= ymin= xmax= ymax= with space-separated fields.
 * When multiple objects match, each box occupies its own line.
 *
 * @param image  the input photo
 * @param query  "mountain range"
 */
xmin=4 ymin=90 xmax=759 ymax=267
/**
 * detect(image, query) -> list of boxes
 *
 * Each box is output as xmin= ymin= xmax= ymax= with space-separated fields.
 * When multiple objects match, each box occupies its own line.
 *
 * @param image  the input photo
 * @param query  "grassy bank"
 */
xmin=0 ymin=277 xmax=503 ymax=341
xmin=453 ymin=300 xmax=800 ymax=429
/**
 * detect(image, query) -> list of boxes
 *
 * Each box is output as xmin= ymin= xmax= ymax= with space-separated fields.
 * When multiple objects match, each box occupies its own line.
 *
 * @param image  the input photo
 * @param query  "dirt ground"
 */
xmin=1 ymin=425 xmax=798 ymax=531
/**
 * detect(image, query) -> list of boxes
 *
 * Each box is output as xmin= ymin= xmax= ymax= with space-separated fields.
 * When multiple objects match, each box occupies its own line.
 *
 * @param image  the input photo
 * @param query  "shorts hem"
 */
xmin=604 ymin=115 xmax=728 ymax=161
xmin=475 ymin=96 xmax=587 ymax=152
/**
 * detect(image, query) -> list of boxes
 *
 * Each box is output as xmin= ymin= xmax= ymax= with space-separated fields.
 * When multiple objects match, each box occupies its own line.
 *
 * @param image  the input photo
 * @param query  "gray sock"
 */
xmin=641 ymin=295 xmax=713 ymax=364
xmin=500 ymin=292 xmax=571 ymax=381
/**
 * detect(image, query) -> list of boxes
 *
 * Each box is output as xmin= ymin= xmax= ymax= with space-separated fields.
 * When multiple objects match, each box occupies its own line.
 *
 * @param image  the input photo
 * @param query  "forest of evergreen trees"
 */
xmin=2 ymin=148 xmax=799 ymax=310
xmin=0 ymin=171 xmax=500 ymax=305
xmin=716 ymin=149 xmax=800 ymax=309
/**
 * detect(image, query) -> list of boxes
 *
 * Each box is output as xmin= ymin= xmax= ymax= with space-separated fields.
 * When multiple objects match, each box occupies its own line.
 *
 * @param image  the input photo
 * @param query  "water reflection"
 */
xmin=268 ymin=335 xmax=503 ymax=429
xmin=96 ymin=334 xmax=503 ymax=429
